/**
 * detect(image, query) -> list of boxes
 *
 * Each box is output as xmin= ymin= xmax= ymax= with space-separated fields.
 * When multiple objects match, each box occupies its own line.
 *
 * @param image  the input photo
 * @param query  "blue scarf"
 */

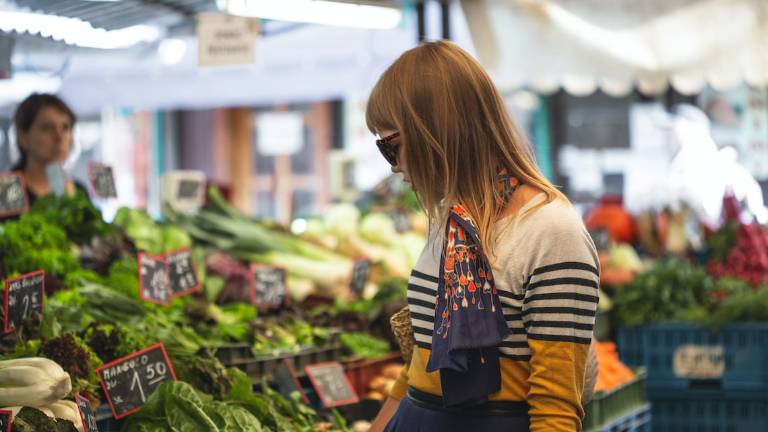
xmin=425 ymin=174 xmax=519 ymax=407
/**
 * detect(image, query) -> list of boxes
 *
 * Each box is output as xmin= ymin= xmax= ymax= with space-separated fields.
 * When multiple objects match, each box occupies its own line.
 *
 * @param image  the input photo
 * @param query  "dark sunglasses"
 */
xmin=376 ymin=131 xmax=401 ymax=166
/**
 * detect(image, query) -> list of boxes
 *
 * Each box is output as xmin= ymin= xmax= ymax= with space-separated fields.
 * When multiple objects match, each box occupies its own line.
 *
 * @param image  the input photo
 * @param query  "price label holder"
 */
xmin=304 ymin=362 xmax=359 ymax=409
xmin=350 ymin=259 xmax=372 ymax=297
xmin=251 ymin=265 xmax=288 ymax=309
xmin=588 ymin=228 xmax=611 ymax=251
xmin=272 ymin=358 xmax=309 ymax=404
xmin=75 ymin=394 xmax=99 ymax=432
xmin=3 ymin=270 xmax=44 ymax=333
xmin=167 ymin=248 xmax=200 ymax=298
xmin=97 ymin=343 xmax=176 ymax=419
xmin=0 ymin=172 xmax=29 ymax=217
xmin=161 ymin=170 xmax=206 ymax=215
xmin=138 ymin=254 xmax=170 ymax=305
xmin=88 ymin=162 xmax=117 ymax=199
xmin=0 ymin=409 xmax=11 ymax=432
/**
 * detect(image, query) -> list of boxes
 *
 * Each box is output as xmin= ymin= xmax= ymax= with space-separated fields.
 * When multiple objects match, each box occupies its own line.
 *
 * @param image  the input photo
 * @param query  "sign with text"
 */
xmin=97 ymin=343 xmax=176 ymax=419
xmin=138 ymin=254 xmax=170 ymax=305
xmin=75 ymin=394 xmax=99 ymax=432
xmin=273 ymin=359 xmax=309 ymax=404
xmin=88 ymin=162 xmax=117 ymax=198
xmin=673 ymin=344 xmax=725 ymax=379
xmin=0 ymin=409 xmax=11 ymax=432
xmin=251 ymin=265 xmax=287 ymax=308
xmin=197 ymin=14 xmax=259 ymax=66
xmin=167 ymin=248 xmax=200 ymax=298
xmin=350 ymin=259 xmax=372 ymax=296
xmin=0 ymin=172 xmax=28 ymax=217
xmin=3 ymin=270 xmax=44 ymax=333
xmin=304 ymin=362 xmax=358 ymax=408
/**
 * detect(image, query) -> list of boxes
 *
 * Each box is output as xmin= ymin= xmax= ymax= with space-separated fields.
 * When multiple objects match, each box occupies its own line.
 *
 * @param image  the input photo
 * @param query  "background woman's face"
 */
xmin=20 ymin=106 xmax=73 ymax=167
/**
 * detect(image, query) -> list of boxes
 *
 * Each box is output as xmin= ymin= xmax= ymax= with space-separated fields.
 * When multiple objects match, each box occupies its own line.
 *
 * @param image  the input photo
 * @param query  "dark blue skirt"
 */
xmin=384 ymin=393 xmax=530 ymax=432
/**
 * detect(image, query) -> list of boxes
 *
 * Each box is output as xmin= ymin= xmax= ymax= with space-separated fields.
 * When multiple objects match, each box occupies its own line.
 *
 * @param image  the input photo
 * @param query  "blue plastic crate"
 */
xmin=648 ymin=388 xmax=768 ymax=432
xmin=617 ymin=322 xmax=768 ymax=391
xmin=585 ymin=403 xmax=651 ymax=432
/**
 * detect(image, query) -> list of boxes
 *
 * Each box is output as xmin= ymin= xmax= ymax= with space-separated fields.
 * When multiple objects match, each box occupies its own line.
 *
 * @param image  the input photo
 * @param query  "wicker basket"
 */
xmin=390 ymin=306 xmax=414 ymax=364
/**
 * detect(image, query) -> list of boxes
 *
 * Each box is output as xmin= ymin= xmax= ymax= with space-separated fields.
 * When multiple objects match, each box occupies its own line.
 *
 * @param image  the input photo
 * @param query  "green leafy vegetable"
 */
xmin=339 ymin=332 xmax=391 ymax=360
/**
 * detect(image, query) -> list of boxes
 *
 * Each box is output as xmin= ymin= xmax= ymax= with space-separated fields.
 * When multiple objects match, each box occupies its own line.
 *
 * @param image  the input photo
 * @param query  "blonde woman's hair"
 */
xmin=366 ymin=40 xmax=567 ymax=255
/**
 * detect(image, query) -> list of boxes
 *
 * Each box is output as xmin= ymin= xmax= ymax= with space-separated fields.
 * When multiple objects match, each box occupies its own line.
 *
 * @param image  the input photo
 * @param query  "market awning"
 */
xmin=461 ymin=0 xmax=768 ymax=96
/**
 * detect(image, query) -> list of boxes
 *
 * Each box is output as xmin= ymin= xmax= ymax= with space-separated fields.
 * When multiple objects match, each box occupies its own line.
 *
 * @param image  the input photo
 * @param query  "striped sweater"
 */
xmin=390 ymin=194 xmax=600 ymax=432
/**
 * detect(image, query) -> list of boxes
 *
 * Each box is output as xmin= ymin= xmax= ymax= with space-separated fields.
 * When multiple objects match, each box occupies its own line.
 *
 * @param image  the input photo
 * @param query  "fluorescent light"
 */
xmin=0 ymin=10 xmax=162 ymax=49
xmin=158 ymin=38 xmax=188 ymax=65
xmin=0 ymin=72 xmax=62 ymax=106
xmin=218 ymin=0 xmax=402 ymax=29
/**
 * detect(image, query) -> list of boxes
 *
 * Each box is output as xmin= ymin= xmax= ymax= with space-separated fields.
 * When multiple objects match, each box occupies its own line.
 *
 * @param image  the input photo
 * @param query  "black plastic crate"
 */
xmin=648 ymin=388 xmax=768 ymax=432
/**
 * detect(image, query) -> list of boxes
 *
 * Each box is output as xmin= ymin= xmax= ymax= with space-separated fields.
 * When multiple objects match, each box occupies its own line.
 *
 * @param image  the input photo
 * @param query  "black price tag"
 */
xmin=273 ymin=359 xmax=309 ymax=404
xmin=74 ymin=394 xmax=99 ymax=432
xmin=88 ymin=162 xmax=117 ymax=199
xmin=167 ymin=248 xmax=200 ymax=298
xmin=389 ymin=210 xmax=411 ymax=233
xmin=350 ymin=259 xmax=372 ymax=296
xmin=3 ymin=270 xmax=44 ymax=333
xmin=304 ymin=362 xmax=359 ymax=408
xmin=177 ymin=179 xmax=201 ymax=199
xmin=138 ymin=254 xmax=170 ymax=305
xmin=588 ymin=228 xmax=611 ymax=251
xmin=97 ymin=343 xmax=176 ymax=419
xmin=251 ymin=265 xmax=287 ymax=308
xmin=0 ymin=409 xmax=11 ymax=432
xmin=0 ymin=172 xmax=28 ymax=217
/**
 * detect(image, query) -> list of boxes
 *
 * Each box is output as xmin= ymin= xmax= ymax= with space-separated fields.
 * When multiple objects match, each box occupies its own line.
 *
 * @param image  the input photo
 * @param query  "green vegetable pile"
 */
xmin=11 ymin=406 xmax=78 ymax=432
xmin=339 ymin=332 xmax=391 ymax=360
xmin=612 ymin=258 xmax=768 ymax=330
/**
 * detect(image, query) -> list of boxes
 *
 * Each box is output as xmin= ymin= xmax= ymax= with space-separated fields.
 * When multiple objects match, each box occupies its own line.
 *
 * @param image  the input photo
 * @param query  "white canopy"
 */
xmin=461 ymin=0 xmax=768 ymax=96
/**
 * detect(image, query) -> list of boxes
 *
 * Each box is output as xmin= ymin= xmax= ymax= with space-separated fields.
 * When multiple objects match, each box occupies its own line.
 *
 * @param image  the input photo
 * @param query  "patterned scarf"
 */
xmin=425 ymin=171 xmax=520 ymax=407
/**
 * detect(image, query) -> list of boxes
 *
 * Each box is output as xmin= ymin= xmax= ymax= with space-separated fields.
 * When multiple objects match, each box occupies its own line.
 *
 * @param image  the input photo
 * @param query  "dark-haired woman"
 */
xmin=2 ymin=93 xmax=88 ymax=222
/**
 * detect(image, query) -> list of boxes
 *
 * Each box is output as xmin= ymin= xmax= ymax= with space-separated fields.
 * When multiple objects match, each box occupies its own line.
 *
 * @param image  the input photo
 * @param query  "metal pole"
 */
xmin=417 ymin=1 xmax=426 ymax=42
xmin=441 ymin=0 xmax=451 ymax=40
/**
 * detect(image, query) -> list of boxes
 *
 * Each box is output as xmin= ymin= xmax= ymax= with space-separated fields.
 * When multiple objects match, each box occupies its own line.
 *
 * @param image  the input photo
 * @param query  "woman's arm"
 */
xmin=368 ymin=396 xmax=400 ymax=432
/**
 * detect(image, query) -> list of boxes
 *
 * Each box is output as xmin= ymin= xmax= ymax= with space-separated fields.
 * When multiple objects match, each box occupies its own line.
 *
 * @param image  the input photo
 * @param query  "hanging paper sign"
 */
xmin=88 ymin=162 xmax=117 ymax=198
xmin=0 ymin=172 xmax=28 ymax=217
xmin=304 ymin=362 xmax=359 ymax=408
xmin=251 ymin=265 xmax=288 ymax=308
xmin=167 ymin=248 xmax=200 ymax=298
xmin=0 ymin=409 xmax=11 ymax=432
xmin=272 ymin=359 xmax=309 ymax=404
xmin=138 ymin=254 xmax=170 ymax=305
xmin=74 ymin=394 xmax=99 ymax=432
xmin=3 ymin=270 xmax=44 ymax=333
xmin=350 ymin=259 xmax=372 ymax=296
xmin=97 ymin=343 xmax=176 ymax=419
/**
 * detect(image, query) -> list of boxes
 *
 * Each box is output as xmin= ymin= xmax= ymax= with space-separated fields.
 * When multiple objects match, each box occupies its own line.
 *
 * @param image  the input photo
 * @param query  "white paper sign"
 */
xmin=197 ymin=14 xmax=259 ymax=66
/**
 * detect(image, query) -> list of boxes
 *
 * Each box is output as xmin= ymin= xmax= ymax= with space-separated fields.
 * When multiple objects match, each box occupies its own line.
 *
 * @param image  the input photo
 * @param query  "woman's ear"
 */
xmin=17 ymin=130 xmax=28 ymax=151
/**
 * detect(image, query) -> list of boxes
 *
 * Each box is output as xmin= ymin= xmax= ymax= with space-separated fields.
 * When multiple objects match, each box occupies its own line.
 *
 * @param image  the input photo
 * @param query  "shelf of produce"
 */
xmin=617 ymin=322 xmax=768 ymax=391
xmin=228 ymin=343 xmax=347 ymax=382
xmin=585 ymin=403 xmax=651 ymax=432
xmin=343 ymin=352 xmax=405 ymax=398
xmin=583 ymin=369 xmax=647 ymax=431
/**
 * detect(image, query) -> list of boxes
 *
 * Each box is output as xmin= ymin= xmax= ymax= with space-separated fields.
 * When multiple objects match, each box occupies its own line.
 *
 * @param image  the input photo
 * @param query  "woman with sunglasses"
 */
xmin=367 ymin=41 xmax=599 ymax=432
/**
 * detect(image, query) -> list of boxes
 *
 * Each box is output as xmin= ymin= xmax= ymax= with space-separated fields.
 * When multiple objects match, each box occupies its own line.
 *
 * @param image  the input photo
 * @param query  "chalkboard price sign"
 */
xmin=74 ymin=394 xmax=99 ymax=432
xmin=3 ymin=270 xmax=44 ymax=333
xmin=97 ymin=343 xmax=176 ymax=419
xmin=138 ymin=254 xmax=170 ymax=305
xmin=88 ymin=162 xmax=117 ymax=199
xmin=167 ymin=248 xmax=200 ymax=298
xmin=272 ymin=359 xmax=309 ymax=404
xmin=304 ymin=362 xmax=359 ymax=408
xmin=177 ymin=179 xmax=202 ymax=199
xmin=0 ymin=409 xmax=11 ymax=432
xmin=251 ymin=265 xmax=287 ymax=308
xmin=588 ymin=228 xmax=611 ymax=251
xmin=350 ymin=259 xmax=372 ymax=296
xmin=0 ymin=172 xmax=28 ymax=217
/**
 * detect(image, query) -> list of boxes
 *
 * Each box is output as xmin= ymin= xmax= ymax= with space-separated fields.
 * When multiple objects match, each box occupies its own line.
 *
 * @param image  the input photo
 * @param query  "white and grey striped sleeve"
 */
xmin=521 ymin=222 xmax=600 ymax=345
